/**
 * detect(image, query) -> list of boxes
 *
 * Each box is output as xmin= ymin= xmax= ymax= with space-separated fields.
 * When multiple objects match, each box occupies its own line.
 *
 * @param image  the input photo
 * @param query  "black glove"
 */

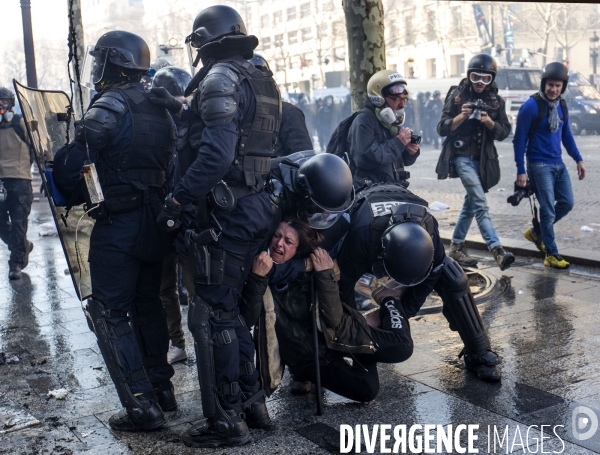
xmin=148 ymin=87 xmax=183 ymax=115
xmin=156 ymin=193 xmax=182 ymax=234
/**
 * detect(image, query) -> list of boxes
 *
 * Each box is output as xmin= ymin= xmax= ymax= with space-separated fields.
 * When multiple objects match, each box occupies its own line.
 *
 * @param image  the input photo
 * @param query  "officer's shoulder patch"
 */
xmin=370 ymin=200 xmax=405 ymax=218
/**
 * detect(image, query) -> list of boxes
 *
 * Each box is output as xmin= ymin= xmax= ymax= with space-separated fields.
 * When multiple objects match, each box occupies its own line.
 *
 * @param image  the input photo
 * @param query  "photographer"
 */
xmin=436 ymin=54 xmax=513 ymax=270
xmin=512 ymin=62 xmax=586 ymax=269
xmin=349 ymin=70 xmax=420 ymax=189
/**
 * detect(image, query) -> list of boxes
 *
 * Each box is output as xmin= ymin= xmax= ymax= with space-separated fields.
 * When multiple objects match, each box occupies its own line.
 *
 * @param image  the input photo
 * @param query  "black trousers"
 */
xmin=89 ymin=208 xmax=174 ymax=396
xmin=189 ymin=192 xmax=273 ymax=407
xmin=0 ymin=178 xmax=33 ymax=267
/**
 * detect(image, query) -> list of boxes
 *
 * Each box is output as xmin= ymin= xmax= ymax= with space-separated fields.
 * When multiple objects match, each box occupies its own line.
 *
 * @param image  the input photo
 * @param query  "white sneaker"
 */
xmin=167 ymin=342 xmax=187 ymax=364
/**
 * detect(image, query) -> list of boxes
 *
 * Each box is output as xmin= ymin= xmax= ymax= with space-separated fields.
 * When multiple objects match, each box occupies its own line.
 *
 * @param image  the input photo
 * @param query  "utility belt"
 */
xmin=184 ymin=230 xmax=245 ymax=288
xmin=184 ymin=180 xmax=255 ymax=288
xmin=86 ymin=184 xmax=152 ymax=220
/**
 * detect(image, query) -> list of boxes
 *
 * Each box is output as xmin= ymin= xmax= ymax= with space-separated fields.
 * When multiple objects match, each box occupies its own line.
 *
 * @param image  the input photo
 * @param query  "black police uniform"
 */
xmin=337 ymin=185 xmax=445 ymax=315
xmin=335 ymin=184 xmax=501 ymax=381
xmin=273 ymin=101 xmax=313 ymax=157
xmin=174 ymin=57 xmax=280 ymax=417
xmin=75 ymin=82 xmax=177 ymax=416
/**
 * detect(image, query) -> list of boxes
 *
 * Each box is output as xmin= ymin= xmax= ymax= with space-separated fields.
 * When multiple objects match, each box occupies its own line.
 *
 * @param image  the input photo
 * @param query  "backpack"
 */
xmin=10 ymin=114 xmax=29 ymax=145
xmin=325 ymin=111 xmax=360 ymax=170
xmin=444 ymin=85 xmax=459 ymax=105
xmin=527 ymin=92 xmax=568 ymax=140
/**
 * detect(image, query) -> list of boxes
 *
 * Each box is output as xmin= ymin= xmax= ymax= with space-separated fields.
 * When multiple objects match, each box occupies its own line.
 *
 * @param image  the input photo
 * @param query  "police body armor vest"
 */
xmin=352 ymin=183 xmax=434 ymax=265
xmin=184 ymin=59 xmax=281 ymax=191
xmin=230 ymin=60 xmax=281 ymax=189
xmin=108 ymin=85 xmax=176 ymax=189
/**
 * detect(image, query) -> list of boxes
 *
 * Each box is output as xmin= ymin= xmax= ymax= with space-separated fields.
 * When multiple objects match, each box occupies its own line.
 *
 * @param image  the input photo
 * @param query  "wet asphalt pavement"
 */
xmin=2 ymin=185 xmax=600 ymax=453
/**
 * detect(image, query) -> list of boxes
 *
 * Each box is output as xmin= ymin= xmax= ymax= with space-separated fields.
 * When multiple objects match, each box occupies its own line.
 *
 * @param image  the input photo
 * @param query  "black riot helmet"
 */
xmin=373 ymin=222 xmax=434 ymax=287
xmin=541 ymin=62 xmax=569 ymax=94
xmin=248 ymin=53 xmax=271 ymax=72
xmin=186 ymin=5 xmax=257 ymax=63
xmin=0 ymin=87 xmax=15 ymax=110
xmin=152 ymin=66 xmax=192 ymax=97
xmin=467 ymin=53 xmax=497 ymax=84
xmin=295 ymin=154 xmax=354 ymax=229
xmin=87 ymin=30 xmax=150 ymax=87
xmin=150 ymin=57 xmax=171 ymax=71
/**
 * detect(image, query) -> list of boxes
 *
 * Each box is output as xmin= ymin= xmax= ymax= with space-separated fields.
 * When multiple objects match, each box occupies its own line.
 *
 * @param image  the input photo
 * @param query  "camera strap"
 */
xmin=528 ymin=196 xmax=541 ymax=237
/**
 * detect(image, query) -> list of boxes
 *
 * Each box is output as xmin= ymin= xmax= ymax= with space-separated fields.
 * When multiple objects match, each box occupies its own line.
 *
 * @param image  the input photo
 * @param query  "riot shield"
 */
xmin=13 ymin=79 xmax=93 ymax=301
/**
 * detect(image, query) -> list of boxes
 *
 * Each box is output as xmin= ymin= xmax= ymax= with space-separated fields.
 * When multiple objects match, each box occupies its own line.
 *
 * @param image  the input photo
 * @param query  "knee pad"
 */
xmin=86 ymin=298 xmax=152 ymax=408
xmin=435 ymin=257 xmax=490 ymax=354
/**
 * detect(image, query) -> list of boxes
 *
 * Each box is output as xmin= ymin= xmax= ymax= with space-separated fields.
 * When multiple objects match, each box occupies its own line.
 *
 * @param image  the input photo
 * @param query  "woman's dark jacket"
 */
xmin=241 ymin=268 xmax=376 ymax=380
xmin=349 ymin=98 xmax=420 ymax=188
xmin=435 ymin=79 xmax=511 ymax=192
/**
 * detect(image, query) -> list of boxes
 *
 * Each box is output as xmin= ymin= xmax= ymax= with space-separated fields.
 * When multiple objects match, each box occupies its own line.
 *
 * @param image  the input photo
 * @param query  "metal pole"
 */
xmin=20 ymin=0 xmax=38 ymax=88
xmin=310 ymin=276 xmax=323 ymax=416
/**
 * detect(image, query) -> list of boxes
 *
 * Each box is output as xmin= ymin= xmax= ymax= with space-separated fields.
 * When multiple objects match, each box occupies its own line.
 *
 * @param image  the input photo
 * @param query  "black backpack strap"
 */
xmin=527 ymin=93 xmax=568 ymax=140
xmin=560 ymin=98 xmax=568 ymax=121
xmin=527 ymin=93 xmax=547 ymax=141
xmin=11 ymin=114 xmax=29 ymax=145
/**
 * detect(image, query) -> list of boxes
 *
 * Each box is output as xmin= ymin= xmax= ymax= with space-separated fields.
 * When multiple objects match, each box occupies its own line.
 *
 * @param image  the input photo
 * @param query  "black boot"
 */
xmin=460 ymin=349 xmax=502 ymax=382
xmin=108 ymin=392 xmax=166 ymax=432
xmin=153 ymin=380 xmax=177 ymax=412
xmin=240 ymin=381 xmax=272 ymax=429
xmin=180 ymin=404 xmax=251 ymax=448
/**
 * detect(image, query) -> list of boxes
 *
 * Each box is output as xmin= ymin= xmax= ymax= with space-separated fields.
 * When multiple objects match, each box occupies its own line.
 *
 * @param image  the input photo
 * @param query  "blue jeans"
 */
xmin=527 ymin=161 xmax=574 ymax=256
xmin=452 ymin=156 xmax=501 ymax=249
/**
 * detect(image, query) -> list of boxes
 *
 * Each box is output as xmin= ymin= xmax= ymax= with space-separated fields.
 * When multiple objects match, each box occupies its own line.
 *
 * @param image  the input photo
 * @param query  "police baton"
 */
xmin=310 ymin=274 xmax=324 ymax=416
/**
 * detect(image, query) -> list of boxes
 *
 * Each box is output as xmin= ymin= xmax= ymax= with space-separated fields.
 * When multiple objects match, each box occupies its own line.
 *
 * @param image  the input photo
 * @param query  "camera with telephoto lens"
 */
xmin=507 ymin=181 xmax=535 ymax=206
xmin=410 ymin=131 xmax=421 ymax=145
xmin=467 ymin=99 xmax=489 ymax=125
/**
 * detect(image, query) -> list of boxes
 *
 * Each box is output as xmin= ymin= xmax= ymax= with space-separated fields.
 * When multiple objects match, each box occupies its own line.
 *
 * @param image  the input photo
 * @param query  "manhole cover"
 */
xmin=354 ymin=268 xmax=509 ymax=315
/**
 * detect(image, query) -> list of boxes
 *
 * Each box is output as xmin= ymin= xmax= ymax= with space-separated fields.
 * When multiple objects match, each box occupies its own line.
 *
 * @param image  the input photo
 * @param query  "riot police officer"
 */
xmin=335 ymin=183 xmax=502 ymax=382
xmin=76 ymin=31 xmax=177 ymax=431
xmin=153 ymin=6 xmax=281 ymax=448
xmin=248 ymin=54 xmax=313 ymax=158
xmin=268 ymin=151 xmax=354 ymax=233
xmin=151 ymin=66 xmax=193 ymax=364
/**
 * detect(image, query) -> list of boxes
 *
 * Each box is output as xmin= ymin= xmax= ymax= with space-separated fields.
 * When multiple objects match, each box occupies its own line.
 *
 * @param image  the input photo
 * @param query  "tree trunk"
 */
xmin=343 ymin=0 xmax=386 ymax=112
xmin=68 ymin=0 xmax=87 ymax=117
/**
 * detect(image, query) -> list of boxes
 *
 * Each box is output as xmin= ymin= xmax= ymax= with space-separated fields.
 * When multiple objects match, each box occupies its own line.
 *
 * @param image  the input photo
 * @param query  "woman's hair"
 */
xmin=283 ymin=218 xmax=323 ymax=258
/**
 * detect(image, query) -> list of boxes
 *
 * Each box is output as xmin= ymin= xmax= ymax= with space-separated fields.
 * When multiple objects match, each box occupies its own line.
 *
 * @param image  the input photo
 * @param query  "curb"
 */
xmin=438 ymin=229 xmax=600 ymax=269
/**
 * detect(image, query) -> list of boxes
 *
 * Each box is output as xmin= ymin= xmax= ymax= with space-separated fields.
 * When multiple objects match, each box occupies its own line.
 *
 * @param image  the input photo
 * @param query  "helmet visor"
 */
xmin=305 ymin=212 xmax=341 ymax=230
xmin=87 ymin=46 xmax=109 ymax=85
xmin=469 ymin=72 xmax=493 ymax=85
xmin=380 ymin=256 xmax=434 ymax=287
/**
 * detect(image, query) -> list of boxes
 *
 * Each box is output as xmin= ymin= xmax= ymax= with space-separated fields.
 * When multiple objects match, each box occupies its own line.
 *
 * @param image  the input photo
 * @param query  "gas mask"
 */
xmin=379 ymin=107 xmax=405 ymax=125
xmin=0 ymin=109 xmax=14 ymax=123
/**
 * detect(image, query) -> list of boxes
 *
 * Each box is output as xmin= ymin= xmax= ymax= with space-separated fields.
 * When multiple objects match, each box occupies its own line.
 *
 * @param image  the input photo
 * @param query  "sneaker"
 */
xmin=492 ymin=246 xmax=515 ymax=271
xmin=22 ymin=241 xmax=34 ymax=269
xmin=448 ymin=241 xmax=478 ymax=267
xmin=167 ymin=342 xmax=187 ymax=364
xmin=544 ymin=254 xmax=570 ymax=269
xmin=8 ymin=265 xmax=22 ymax=280
xmin=524 ymin=228 xmax=546 ymax=253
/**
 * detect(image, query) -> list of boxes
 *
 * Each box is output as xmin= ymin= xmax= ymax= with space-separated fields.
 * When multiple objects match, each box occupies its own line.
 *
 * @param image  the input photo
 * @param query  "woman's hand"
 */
xmin=310 ymin=248 xmax=334 ymax=272
xmin=252 ymin=251 xmax=273 ymax=277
